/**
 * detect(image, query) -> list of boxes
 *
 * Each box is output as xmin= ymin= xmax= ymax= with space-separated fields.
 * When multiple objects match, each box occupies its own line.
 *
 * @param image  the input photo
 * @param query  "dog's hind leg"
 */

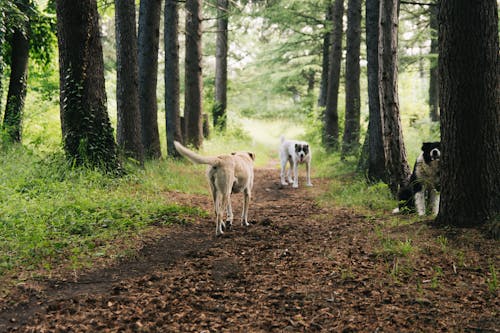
xmin=214 ymin=193 xmax=226 ymax=236
xmin=280 ymin=158 xmax=289 ymax=185
xmin=226 ymin=198 xmax=234 ymax=230
xmin=241 ymin=189 xmax=251 ymax=227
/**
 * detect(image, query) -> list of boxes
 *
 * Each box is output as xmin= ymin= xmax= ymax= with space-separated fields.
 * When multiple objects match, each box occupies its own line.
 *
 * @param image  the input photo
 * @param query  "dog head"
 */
xmin=421 ymin=142 xmax=440 ymax=164
xmin=295 ymin=143 xmax=310 ymax=163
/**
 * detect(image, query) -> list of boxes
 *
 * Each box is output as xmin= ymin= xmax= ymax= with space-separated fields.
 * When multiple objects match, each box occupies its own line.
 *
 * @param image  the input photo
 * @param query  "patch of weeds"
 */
xmin=431 ymin=266 xmax=443 ymax=289
xmin=377 ymin=237 xmax=415 ymax=260
xmin=486 ymin=263 xmax=497 ymax=294
xmin=340 ymin=265 xmax=354 ymax=281
xmin=436 ymin=235 xmax=448 ymax=252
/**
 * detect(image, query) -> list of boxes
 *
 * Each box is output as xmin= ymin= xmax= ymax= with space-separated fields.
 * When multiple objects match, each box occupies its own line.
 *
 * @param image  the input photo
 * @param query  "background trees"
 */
xmin=115 ymin=0 xmax=143 ymax=164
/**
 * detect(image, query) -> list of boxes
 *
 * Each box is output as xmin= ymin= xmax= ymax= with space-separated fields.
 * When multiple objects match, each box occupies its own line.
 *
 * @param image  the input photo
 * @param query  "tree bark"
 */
xmin=428 ymin=4 xmax=439 ymax=122
xmin=213 ymin=0 xmax=228 ymax=130
xmin=378 ymin=0 xmax=410 ymax=196
xmin=56 ymin=0 xmax=119 ymax=170
xmin=360 ymin=0 xmax=387 ymax=182
xmin=436 ymin=0 xmax=500 ymax=227
xmin=184 ymin=0 xmax=204 ymax=148
xmin=165 ymin=0 xmax=182 ymax=156
xmin=3 ymin=0 xmax=30 ymax=143
xmin=341 ymin=0 xmax=362 ymax=157
xmin=115 ymin=0 xmax=144 ymax=164
xmin=318 ymin=4 xmax=332 ymax=107
xmin=138 ymin=0 xmax=162 ymax=159
xmin=323 ymin=0 xmax=344 ymax=151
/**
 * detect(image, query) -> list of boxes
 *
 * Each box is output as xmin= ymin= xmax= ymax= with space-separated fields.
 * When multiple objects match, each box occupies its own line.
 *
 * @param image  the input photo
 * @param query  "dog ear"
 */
xmin=421 ymin=142 xmax=431 ymax=152
xmin=247 ymin=152 xmax=255 ymax=160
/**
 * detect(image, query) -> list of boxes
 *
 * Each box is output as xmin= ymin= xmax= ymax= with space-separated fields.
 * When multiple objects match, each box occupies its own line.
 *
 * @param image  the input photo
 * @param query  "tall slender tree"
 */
xmin=428 ymin=4 xmax=439 ymax=121
xmin=378 ymin=0 xmax=410 ymax=196
xmin=184 ymin=0 xmax=203 ymax=148
xmin=115 ymin=0 xmax=144 ymax=163
xmin=3 ymin=0 xmax=30 ymax=143
xmin=165 ymin=0 xmax=182 ymax=156
xmin=436 ymin=0 xmax=499 ymax=227
xmin=55 ymin=0 xmax=119 ymax=170
xmin=213 ymin=0 xmax=229 ymax=130
xmin=138 ymin=0 xmax=162 ymax=159
xmin=318 ymin=4 xmax=332 ymax=107
xmin=323 ymin=0 xmax=344 ymax=151
xmin=363 ymin=0 xmax=386 ymax=182
xmin=341 ymin=0 xmax=362 ymax=157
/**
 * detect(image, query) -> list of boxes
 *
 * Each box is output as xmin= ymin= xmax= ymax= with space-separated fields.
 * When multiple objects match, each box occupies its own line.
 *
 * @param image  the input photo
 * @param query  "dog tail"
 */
xmin=280 ymin=135 xmax=285 ymax=144
xmin=174 ymin=141 xmax=220 ymax=166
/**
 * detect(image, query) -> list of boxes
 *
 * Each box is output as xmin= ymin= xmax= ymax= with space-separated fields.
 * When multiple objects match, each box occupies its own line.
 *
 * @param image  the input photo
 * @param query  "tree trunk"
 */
xmin=213 ymin=0 xmax=228 ymax=131
xmin=428 ymin=4 xmax=439 ymax=122
xmin=378 ymin=0 xmax=410 ymax=196
xmin=184 ymin=0 xmax=203 ymax=149
xmin=318 ymin=4 xmax=332 ymax=107
xmin=3 ymin=0 xmax=29 ymax=143
xmin=341 ymin=0 xmax=362 ymax=157
xmin=56 ymin=0 xmax=119 ymax=170
xmin=323 ymin=0 xmax=344 ymax=151
xmin=363 ymin=0 xmax=386 ymax=182
xmin=165 ymin=0 xmax=182 ymax=156
xmin=138 ymin=0 xmax=162 ymax=159
xmin=115 ymin=0 xmax=144 ymax=164
xmin=0 ymin=9 xmax=5 ymax=117
xmin=436 ymin=0 xmax=500 ymax=227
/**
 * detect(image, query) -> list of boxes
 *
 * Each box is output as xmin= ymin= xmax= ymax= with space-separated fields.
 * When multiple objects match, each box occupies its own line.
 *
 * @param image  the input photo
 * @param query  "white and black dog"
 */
xmin=279 ymin=136 xmax=313 ymax=188
xmin=393 ymin=142 xmax=441 ymax=216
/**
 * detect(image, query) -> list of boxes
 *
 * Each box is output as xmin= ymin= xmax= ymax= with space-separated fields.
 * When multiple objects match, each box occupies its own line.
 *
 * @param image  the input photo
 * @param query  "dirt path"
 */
xmin=1 ymin=168 xmax=498 ymax=332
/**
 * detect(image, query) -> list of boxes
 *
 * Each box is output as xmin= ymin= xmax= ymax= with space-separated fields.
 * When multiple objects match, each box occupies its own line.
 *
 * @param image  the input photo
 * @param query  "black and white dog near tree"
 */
xmin=393 ymin=142 xmax=441 ymax=216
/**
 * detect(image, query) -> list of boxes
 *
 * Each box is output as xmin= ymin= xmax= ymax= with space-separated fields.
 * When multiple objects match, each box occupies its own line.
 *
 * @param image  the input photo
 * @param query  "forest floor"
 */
xmin=0 ymin=167 xmax=498 ymax=332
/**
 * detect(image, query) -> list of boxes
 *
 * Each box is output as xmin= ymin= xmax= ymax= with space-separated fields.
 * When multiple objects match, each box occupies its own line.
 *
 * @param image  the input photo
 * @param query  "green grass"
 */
xmin=0 ymin=146 xmax=208 ymax=277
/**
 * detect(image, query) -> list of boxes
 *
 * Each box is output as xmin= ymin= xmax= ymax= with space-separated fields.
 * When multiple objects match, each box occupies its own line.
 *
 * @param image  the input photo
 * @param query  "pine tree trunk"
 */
xmin=184 ymin=0 xmax=204 ymax=149
xmin=323 ymin=0 xmax=344 ymax=151
xmin=164 ymin=0 xmax=182 ymax=157
xmin=436 ymin=0 xmax=500 ymax=227
xmin=56 ymin=0 xmax=119 ymax=170
xmin=378 ymin=0 xmax=410 ymax=196
xmin=115 ymin=0 xmax=144 ymax=164
xmin=3 ymin=1 xmax=29 ymax=143
xmin=318 ymin=5 xmax=332 ymax=107
xmin=428 ymin=5 xmax=439 ymax=122
xmin=213 ymin=0 xmax=228 ymax=130
xmin=341 ymin=0 xmax=362 ymax=157
xmin=138 ymin=0 xmax=162 ymax=159
xmin=361 ymin=0 xmax=386 ymax=182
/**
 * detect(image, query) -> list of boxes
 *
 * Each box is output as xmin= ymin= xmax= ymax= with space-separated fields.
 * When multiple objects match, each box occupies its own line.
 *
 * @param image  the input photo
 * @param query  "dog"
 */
xmin=279 ymin=136 xmax=312 ymax=188
xmin=393 ymin=142 xmax=441 ymax=216
xmin=174 ymin=141 xmax=255 ymax=236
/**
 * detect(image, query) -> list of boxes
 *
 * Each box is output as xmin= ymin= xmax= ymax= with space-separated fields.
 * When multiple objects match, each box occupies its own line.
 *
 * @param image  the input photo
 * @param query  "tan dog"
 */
xmin=174 ymin=141 xmax=255 ymax=236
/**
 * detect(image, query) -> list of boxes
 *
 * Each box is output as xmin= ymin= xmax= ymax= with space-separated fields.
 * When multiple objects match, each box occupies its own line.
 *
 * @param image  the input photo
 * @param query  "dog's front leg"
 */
xmin=414 ymin=190 xmax=426 ymax=216
xmin=292 ymin=160 xmax=299 ymax=188
xmin=429 ymin=189 xmax=440 ymax=216
xmin=215 ymin=194 xmax=225 ymax=236
xmin=306 ymin=161 xmax=313 ymax=187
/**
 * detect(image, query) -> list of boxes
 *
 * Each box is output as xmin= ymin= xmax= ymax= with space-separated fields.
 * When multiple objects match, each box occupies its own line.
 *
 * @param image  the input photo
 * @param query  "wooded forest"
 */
xmin=0 ymin=0 xmax=498 ymax=331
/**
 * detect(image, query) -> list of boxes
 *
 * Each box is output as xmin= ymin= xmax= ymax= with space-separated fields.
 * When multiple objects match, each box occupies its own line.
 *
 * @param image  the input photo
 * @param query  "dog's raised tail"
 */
xmin=174 ymin=141 xmax=219 ymax=166
xmin=280 ymin=135 xmax=285 ymax=144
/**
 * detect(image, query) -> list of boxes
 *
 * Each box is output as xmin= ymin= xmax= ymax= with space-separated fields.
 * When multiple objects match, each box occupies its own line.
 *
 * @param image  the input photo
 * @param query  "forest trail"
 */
xmin=0 ymin=167 xmax=498 ymax=332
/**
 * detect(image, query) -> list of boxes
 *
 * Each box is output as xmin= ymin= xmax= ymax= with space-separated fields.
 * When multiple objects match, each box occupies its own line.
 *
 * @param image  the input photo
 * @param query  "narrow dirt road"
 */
xmin=1 ymin=168 xmax=498 ymax=332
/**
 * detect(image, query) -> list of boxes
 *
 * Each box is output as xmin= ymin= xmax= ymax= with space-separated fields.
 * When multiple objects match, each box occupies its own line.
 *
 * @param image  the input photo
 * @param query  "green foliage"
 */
xmin=487 ymin=263 xmax=498 ymax=293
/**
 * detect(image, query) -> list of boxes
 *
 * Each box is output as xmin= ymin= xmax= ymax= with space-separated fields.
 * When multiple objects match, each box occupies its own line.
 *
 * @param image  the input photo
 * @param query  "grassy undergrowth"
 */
xmin=0 ymin=145 xmax=209 ymax=278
